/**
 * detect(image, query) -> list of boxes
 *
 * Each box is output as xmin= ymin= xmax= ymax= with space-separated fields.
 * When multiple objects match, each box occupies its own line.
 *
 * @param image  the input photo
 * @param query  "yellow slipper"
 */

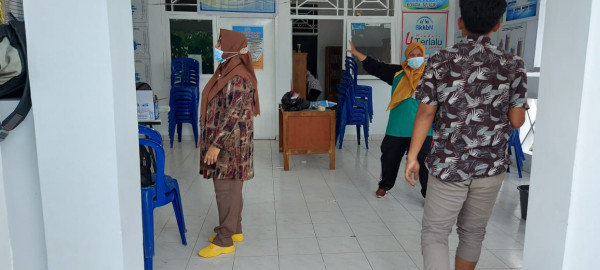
xmin=198 ymin=243 xmax=235 ymax=257
xmin=208 ymin=233 xmax=244 ymax=243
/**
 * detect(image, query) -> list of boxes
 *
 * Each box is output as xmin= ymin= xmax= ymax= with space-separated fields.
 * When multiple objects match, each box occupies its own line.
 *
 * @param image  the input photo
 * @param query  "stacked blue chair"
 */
xmin=169 ymin=58 xmax=200 ymax=148
xmin=507 ymin=129 xmax=526 ymax=178
xmin=139 ymin=125 xmax=187 ymax=270
xmin=345 ymin=57 xmax=373 ymax=121
xmin=337 ymin=83 xmax=370 ymax=149
xmin=335 ymin=56 xmax=372 ymax=149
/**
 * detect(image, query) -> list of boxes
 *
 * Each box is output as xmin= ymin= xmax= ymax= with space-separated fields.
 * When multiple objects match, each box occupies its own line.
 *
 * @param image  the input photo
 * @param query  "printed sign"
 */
xmin=199 ymin=0 xmax=276 ymax=14
xmin=131 ymin=0 xmax=147 ymax=24
xmin=506 ymin=0 xmax=538 ymax=22
xmin=402 ymin=12 xmax=449 ymax=61
xmin=493 ymin=22 xmax=527 ymax=57
xmin=133 ymin=27 xmax=150 ymax=59
xmin=233 ymin=26 xmax=264 ymax=69
xmin=403 ymin=0 xmax=449 ymax=10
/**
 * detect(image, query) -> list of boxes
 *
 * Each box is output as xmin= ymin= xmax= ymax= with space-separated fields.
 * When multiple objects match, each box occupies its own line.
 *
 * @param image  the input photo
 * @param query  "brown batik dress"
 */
xmin=199 ymin=75 xmax=255 ymax=181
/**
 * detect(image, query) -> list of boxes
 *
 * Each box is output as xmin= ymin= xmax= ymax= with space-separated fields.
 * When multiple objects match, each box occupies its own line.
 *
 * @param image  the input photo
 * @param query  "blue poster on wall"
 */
xmin=199 ymin=0 xmax=276 ymax=14
xmin=506 ymin=0 xmax=538 ymax=21
xmin=403 ymin=0 xmax=449 ymax=10
xmin=232 ymin=26 xmax=264 ymax=69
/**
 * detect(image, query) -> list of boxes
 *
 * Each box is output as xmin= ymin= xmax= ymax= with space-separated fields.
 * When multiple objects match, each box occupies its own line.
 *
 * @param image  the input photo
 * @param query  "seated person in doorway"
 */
xmin=347 ymin=41 xmax=433 ymax=198
xmin=306 ymin=70 xmax=323 ymax=101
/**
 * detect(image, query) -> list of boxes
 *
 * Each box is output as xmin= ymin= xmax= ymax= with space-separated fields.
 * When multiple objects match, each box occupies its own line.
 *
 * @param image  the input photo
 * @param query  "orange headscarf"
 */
xmin=200 ymin=29 xmax=260 ymax=127
xmin=386 ymin=42 xmax=426 ymax=111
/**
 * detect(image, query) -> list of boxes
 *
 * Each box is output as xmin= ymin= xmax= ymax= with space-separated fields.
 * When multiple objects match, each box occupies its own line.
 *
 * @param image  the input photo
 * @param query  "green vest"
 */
xmin=386 ymin=72 xmax=434 ymax=137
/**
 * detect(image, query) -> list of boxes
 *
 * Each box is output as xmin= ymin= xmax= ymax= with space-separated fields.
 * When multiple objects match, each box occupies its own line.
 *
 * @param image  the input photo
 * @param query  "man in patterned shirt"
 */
xmin=404 ymin=0 xmax=528 ymax=269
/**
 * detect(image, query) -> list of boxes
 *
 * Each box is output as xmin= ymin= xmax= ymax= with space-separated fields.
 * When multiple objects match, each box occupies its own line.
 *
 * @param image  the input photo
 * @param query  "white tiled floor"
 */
xmin=153 ymin=139 xmax=529 ymax=270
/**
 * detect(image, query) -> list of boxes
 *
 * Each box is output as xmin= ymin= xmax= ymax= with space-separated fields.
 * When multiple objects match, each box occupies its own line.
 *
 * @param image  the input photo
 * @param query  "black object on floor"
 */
xmin=518 ymin=185 xmax=529 ymax=220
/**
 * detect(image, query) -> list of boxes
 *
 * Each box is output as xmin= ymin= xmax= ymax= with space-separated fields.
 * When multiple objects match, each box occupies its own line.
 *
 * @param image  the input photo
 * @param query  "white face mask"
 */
xmin=407 ymin=57 xmax=425 ymax=69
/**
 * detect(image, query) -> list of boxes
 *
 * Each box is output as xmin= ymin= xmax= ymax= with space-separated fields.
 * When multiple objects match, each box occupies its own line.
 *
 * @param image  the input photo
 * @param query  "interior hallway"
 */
xmin=152 ymin=139 xmax=528 ymax=270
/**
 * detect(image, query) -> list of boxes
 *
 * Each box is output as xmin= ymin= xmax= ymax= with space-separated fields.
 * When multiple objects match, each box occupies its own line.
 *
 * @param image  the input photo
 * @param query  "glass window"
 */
xmin=165 ymin=0 xmax=197 ymax=12
xmin=169 ymin=19 xmax=214 ymax=74
xmin=349 ymin=22 xmax=392 ymax=75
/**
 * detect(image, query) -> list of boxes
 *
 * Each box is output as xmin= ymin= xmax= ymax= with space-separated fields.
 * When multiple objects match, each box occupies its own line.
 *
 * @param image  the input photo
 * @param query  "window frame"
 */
xmin=164 ymin=13 xmax=219 ymax=79
xmin=345 ymin=17 xmax=397 ymax=80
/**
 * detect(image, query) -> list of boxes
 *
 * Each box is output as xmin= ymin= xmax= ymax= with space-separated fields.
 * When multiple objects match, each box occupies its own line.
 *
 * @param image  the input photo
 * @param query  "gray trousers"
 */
xmin=213 ymin=179 xmax=244 ymax=247
xmin=421 ymin=173 xmax=505 ymax=270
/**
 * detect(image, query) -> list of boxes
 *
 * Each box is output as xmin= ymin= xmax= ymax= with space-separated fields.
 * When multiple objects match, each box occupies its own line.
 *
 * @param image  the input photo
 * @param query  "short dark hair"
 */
xmin=459 ymin=0 xmax=507 ymax=35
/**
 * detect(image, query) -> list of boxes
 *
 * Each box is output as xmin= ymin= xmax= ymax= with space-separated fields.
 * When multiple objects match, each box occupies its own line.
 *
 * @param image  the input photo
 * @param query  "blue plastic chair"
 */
xmin=168 ymin=85 xmax=199 ymax=148
xmin=335 ymin=75 xmax=368 ymax=147
xmin=507 ymin=129 xmax=525 ymax=178
xmin=336 ymin=83 xmax=370 ymax=149
xmin=345 ymin=57 xmax=373 ymax=121
xmin=169 ymin=58 xmax=200 ymax=148
xmin=171 ymin=58 xmax=200 ymax=87
xmin=138 ymin=125 xmax=187 ymax=270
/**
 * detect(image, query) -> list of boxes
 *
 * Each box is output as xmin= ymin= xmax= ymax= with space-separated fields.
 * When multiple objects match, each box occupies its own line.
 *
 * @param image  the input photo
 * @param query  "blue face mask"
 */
xmin=214 ymin=48 xmax=226 ymax=63
xmin=407 ymin=57 xmax=425 ymax=69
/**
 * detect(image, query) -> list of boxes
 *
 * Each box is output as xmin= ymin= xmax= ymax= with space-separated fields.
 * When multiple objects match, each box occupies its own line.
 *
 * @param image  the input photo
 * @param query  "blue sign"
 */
xmin=403 ymin=0 xmax=449 ymax=10
xmin=351 ymin=23 xmax=366 ymax=30
xmin=416 ymin=16 xmax=434 ymax=31
xmin=506 ymin=0 xmax=538 ymax=21
xmin=199 ymin=0 xmax=276 ymax=14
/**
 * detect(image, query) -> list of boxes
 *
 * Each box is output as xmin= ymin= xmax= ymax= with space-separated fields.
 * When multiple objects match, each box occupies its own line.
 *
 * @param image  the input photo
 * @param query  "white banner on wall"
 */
xmin=402 ymin=0 xmax=449 ymax=11
xmin=401 ymin=12 xmax=448 ymax=61
xmin=135 ymin=59 xmax=151 ymax=83
xmin=131 ymin=0 xmax=148 ymax=24
xmin=133 ymin=27 xmax=150 ymax=59
xmin=493 ymin=22 xmax=528 ymax=58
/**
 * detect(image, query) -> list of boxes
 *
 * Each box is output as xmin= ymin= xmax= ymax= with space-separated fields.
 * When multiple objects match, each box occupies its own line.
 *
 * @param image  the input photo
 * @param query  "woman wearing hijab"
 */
xmin=347 ymin=41 xmax=433 ymax=198
xmin=198 ymin=29 xmax=260 ymax=258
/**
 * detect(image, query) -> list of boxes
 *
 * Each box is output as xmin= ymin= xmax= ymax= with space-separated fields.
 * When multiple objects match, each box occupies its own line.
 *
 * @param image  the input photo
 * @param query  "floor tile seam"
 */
xmin=189 ymin=197 xmax=215 ymax=260
xmin=294 ymin=168 xmax=328 ymax=264
xmin=267 ymin=152 xmax=282 ymax=270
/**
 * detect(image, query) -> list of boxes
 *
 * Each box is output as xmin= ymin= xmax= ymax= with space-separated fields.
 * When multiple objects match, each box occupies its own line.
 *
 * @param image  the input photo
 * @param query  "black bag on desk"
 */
xmin=281 ymin=91 xmax=310 ymax=111
xmin=0 ymin=17 xmax=30 ymax=142
xmin=139 ymin=145 xmax=155 ymax=187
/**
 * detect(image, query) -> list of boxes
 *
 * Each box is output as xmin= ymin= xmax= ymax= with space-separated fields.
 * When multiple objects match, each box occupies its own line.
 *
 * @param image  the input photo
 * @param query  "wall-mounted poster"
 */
xmin=131 ymin=0 xmax=147 ymax=24
xmin=199 ymin=0 xmax=276 ymax=15
xmin=506 ymin=0 xmax=538 ymax=22
xmin=232 ymin=26 xmax=264 ymax=70
xmin=402 ymin=12 xmax=448 ymax=61
xmin=133 ymin=27 xmax=150 ymax=58
xmin=135 ymin=59 xmax=151 ymax=83
xmin=493 ymin=22 xmax=527 ymax=58
xmin=403 ymin=0 xmax=449 ymax=10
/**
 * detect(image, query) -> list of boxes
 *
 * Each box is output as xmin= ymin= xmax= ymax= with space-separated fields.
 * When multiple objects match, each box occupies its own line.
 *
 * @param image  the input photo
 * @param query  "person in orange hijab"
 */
xmin=198 ymin=29 xmax=259 ymax=257
xmin=347 ymin=41 xmax=433 ymax=198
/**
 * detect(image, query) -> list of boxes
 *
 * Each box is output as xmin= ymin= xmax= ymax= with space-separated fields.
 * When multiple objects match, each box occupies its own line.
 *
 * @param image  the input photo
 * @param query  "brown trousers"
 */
xmin=212 ymin=179 xmax=244 ymax=247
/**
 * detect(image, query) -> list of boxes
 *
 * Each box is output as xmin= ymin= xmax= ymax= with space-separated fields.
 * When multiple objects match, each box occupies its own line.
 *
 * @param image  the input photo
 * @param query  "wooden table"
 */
xmin=279 ymin=106 xmax=335 ymax=171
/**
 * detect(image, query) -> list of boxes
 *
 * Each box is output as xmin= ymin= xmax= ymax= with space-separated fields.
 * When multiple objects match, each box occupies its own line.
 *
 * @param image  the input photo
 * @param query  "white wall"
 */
xmin=24 ymin=0 xmax=143 ymax=269
xmin=275 ymin=1 xmax=293 ymax=132
xmin=0 ymin=101 xmax=47 ymax=270
xmin=0 ymin=137 xmax=13 ymax=270
xmin=218 ymin=18 xmax=277 ymax=139
xmin=561 ymin=0 xmax=600 ymax=268
xmin=522 ymin=0 xmax=599 ymax=269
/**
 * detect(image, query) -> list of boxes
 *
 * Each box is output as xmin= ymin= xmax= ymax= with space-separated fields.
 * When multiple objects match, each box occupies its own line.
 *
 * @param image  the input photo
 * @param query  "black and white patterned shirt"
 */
xmin=415 ymin=35 xmax=528 ymax=182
